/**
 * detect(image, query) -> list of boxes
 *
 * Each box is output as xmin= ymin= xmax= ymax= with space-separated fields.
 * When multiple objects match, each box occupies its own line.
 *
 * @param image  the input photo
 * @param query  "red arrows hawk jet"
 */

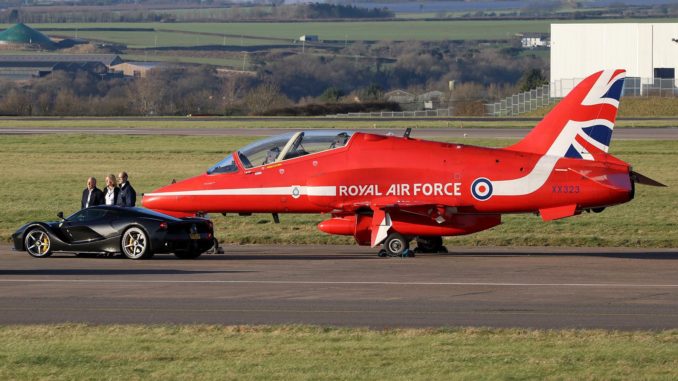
xmin=143 ymin=70 xmax=664 ymax=256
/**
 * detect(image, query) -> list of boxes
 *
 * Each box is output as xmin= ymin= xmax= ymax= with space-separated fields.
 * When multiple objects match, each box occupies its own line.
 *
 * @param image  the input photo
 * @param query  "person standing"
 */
xmin=103 ymin=174 xmax=120 ymax=206
xmin=81 ymin=177 xmax=104 ymax=209
xmin=116 ymin=171 xmax=136 ymax=207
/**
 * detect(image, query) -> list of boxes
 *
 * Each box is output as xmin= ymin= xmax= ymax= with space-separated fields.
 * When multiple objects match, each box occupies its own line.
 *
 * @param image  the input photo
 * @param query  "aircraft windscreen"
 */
xmin=207 ymin=153 xmax=239 ymax=174
xmin=239 ymin=132 xmax=296 ymax=168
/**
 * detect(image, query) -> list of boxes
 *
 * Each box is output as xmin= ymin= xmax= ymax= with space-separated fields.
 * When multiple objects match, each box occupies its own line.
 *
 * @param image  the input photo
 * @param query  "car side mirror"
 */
xmin=57 ymin=211 xmax=64 ymax=220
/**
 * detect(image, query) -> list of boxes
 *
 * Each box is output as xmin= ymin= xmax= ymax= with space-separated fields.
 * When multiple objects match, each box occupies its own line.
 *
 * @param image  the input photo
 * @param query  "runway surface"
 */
xmin=1 ymin=244 xmax=677 ymax=329
xmin=2 ymin=127 xmax=678 ymax=140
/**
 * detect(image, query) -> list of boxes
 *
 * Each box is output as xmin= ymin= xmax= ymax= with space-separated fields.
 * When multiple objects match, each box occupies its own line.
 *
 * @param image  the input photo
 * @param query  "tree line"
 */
xmin=1 ymin=3 xmax=393 ymax=24
xmin=0 ymin=41 xmax=546 ymax=116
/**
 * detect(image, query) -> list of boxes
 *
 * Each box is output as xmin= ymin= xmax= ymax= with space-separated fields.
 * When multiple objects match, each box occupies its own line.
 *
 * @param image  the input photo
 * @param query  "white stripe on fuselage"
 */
xmin=494 ymin=118 xmax=614 ymax=196
xmin=145 ymin=186 xmax=337 ymax=197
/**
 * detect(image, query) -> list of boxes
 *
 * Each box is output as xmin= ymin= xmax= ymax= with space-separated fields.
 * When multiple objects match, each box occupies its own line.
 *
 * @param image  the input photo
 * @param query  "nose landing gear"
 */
xmin=377 ymin=232 xmax=414 ymax=257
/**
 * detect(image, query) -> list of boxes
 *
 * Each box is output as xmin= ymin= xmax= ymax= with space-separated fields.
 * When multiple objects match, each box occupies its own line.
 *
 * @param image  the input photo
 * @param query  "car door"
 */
xmin=59 ymin=208 xmax=110 ymax=244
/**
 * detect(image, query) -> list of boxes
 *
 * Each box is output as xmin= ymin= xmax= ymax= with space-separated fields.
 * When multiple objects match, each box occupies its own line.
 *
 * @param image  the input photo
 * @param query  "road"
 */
xmin=2 ymin=127 xmax=678 ymax=140
xmin=1 ymin=244 xmax=677 ymax=329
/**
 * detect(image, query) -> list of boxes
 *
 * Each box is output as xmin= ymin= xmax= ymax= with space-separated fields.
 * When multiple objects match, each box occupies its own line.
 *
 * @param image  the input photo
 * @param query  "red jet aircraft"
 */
xmin=143 ymin=69 xmax=664 ymax=256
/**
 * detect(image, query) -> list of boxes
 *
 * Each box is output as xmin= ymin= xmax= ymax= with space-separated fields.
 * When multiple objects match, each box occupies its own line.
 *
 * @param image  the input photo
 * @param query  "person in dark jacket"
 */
xmin=81 ymin=177 xmax=104 ymax=209
xmin=103 ymin=174 xmax=120 ymax=206
xmin=116 ymin=171 xmax=136 ymax=207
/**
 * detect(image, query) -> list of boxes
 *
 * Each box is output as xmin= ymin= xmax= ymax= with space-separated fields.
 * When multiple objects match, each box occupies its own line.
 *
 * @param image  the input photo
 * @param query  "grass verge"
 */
xmin=1 ymin=135 xmax=676 ymax=247
xmin=526 ymin=97 xmax=678 ymax=118
xmin=0 ymin=325 xmax=676 ymax=380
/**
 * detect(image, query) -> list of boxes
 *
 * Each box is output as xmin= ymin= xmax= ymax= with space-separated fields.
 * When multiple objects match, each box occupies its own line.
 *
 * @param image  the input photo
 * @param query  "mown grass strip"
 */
xmin=526 ymin=97 xmax=678 ymax=118
xmin=0 ymin=325 xmax=676 ymax=380
xmin=1 ymin=135 xmax=675 ymax=247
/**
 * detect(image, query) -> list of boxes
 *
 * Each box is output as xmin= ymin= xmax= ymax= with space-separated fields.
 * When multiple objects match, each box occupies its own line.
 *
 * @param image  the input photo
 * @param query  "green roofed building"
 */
xmin=0 ymin=23 xmax=55 ymax=50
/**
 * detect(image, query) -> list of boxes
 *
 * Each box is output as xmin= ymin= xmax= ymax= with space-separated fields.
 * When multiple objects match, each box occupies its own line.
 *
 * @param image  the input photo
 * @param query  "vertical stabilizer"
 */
xmin=509 ymin=69 xmax=625 ymax=161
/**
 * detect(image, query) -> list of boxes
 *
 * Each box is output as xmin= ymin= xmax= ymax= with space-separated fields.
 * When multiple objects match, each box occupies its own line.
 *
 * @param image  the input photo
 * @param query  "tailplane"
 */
xmin=509 ymin=69 xmax=625 ymax=161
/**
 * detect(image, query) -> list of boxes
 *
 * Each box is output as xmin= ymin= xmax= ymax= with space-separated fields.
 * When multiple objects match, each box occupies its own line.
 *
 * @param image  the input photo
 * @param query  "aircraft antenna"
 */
xmin=403 ymin=128 xmax=412 ymax=139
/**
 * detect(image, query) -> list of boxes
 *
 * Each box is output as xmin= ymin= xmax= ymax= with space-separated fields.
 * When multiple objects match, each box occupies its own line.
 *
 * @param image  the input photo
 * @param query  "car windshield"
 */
xmin=207 ymin=131 xmax=353 ymax=171
xmin=66 ymin=208 xmax=110 ymax=222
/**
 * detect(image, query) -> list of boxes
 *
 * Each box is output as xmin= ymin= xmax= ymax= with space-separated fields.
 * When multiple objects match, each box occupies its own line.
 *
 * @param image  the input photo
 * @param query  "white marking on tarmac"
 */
xmin=0 ymin=279 xmax=677 ymax=288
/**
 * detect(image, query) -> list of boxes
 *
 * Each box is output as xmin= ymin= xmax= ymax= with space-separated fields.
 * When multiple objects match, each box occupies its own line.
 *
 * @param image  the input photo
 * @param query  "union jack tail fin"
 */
xmin=509 ymin=69 xmax=625 ymax=161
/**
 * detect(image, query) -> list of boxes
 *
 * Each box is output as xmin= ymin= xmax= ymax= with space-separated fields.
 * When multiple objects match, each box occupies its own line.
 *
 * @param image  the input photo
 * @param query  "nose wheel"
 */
xmin=378 ymin=232 xmax=414 ymax=257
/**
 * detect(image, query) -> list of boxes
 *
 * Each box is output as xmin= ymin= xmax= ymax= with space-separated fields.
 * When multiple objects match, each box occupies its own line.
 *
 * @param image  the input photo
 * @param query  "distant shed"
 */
xmin=109 ymin=62 xmax=161 ymax=78
xmin=0 ymin=54 xmax=123 ymax=80
xmin=551 ymin=23 xmax=678 ymax=97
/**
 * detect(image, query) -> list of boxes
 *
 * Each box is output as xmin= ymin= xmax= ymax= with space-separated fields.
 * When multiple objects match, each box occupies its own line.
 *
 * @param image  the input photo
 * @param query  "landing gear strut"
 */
xmin=378 ymin=232 xmax=414 ymax=257
xmin=414 ymin=236 xmax=448 ymax=254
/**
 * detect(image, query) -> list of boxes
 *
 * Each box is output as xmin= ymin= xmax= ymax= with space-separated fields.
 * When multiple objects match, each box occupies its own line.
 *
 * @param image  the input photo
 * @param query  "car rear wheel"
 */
xmin=121 ymin=227 xmax=151 ymax=259
xmin=25 ymin=228 xmax=52 ymax=257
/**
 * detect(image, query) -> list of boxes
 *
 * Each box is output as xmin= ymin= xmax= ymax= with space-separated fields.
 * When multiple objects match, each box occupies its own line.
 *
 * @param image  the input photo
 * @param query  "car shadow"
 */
xmin=196 ymin=254 xmax=373 ymax=261
xmin=0 ymin=269 xmax=253 ymax=276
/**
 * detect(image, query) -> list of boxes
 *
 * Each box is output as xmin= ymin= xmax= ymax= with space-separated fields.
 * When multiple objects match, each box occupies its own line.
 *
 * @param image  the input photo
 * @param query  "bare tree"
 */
xmin=0 ymin=88 xmax=31 ymax=115
xmin=242 ymin=81 xmax=291 ymax=115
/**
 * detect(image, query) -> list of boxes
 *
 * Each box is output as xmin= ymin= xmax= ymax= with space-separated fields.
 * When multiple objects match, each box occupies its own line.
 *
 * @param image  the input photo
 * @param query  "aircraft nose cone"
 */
xmin=142 ymin=183 xmax=178 ymax=212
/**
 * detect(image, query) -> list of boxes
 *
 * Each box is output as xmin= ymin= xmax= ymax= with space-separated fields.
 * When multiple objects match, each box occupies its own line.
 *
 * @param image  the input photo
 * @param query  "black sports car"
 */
xmin=12 ymin=206 xmax=214 ymax=260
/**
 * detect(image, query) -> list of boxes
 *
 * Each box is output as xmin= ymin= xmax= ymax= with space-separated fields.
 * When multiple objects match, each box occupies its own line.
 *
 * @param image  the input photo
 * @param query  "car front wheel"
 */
xmin=25 ymin=228 xmax=52 ymax=258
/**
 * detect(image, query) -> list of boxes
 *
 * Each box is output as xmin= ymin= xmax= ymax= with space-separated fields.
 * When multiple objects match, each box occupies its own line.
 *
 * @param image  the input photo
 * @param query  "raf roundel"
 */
xmin=471 ymin=178 xmax=493 ymax=201
xmin=291 ymin=186 xmax=301 ymax=199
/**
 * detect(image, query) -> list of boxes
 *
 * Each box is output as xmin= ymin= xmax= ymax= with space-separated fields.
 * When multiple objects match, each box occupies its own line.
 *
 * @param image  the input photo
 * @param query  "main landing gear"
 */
xmin=377 ymin=234 xmax=447 ymax=257
xmin=414 ymin=236 xmax=448 ymax=254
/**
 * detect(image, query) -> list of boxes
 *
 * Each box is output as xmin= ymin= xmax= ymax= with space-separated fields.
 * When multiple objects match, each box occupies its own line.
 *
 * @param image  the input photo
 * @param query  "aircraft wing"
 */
xmin=335 ymin=200 xmax=466 ymax=247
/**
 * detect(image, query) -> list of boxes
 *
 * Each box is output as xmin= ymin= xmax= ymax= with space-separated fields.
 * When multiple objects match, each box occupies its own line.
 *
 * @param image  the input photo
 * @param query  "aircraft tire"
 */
xmin=383 ymin=232 xmax=408 ymax=257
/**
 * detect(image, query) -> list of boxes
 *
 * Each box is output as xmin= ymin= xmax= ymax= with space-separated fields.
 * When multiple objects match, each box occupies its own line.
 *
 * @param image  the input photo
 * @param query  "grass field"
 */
xmin=8 ymin=18 xmax=678 ymax=46
xmin=0 ymin=325 xmax=676 ymax=380
xmin=1 ymin=134 xmax=675 ymax=247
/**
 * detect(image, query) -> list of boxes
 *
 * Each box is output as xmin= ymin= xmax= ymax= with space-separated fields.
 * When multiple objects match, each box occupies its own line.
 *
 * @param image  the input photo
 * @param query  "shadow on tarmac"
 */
xmin=0 ymin=269 xmax=252 ymax=276
xmin=427 ymin=251 xmax=678 ymax=260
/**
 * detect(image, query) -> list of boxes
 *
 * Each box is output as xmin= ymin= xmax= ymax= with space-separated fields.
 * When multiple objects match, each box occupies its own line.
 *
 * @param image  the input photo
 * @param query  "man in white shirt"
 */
xmin=81 ymin=177 xmax=104 ymax=209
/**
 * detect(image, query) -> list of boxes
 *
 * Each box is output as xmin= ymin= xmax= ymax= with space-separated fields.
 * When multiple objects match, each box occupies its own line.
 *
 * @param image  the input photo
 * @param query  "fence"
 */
xmin=486 ymin=76 xmax=678 ymax=116
xmin=329 ymin=107 xmax=454 ymax=118
xmin=484 ymin=84 xmax=552 ymax=117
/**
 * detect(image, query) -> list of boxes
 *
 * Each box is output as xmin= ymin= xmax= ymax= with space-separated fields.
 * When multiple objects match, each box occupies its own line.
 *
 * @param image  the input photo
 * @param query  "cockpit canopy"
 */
xmin=207 ymin=130 xmax=353 ymax=174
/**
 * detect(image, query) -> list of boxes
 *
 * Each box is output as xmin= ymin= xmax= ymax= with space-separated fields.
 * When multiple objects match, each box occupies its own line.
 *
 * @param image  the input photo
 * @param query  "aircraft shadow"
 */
xmin=428 ymin=251 xmax=678 ymax=260
xmin=198 ymin=254 xmax=373 ymax=261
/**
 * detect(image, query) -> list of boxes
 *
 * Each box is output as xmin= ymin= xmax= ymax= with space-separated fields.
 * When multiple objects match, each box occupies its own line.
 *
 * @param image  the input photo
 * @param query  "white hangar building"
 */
xmin=550 ymin=23 xmax=678 ymax=97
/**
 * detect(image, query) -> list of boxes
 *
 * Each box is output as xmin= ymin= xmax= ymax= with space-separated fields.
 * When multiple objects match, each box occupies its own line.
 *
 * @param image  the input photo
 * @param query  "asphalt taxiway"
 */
xmin=1 ymin=244 xmax=677 ymax=329
xmin=1 ymin=127 xmax=678 ymax=140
